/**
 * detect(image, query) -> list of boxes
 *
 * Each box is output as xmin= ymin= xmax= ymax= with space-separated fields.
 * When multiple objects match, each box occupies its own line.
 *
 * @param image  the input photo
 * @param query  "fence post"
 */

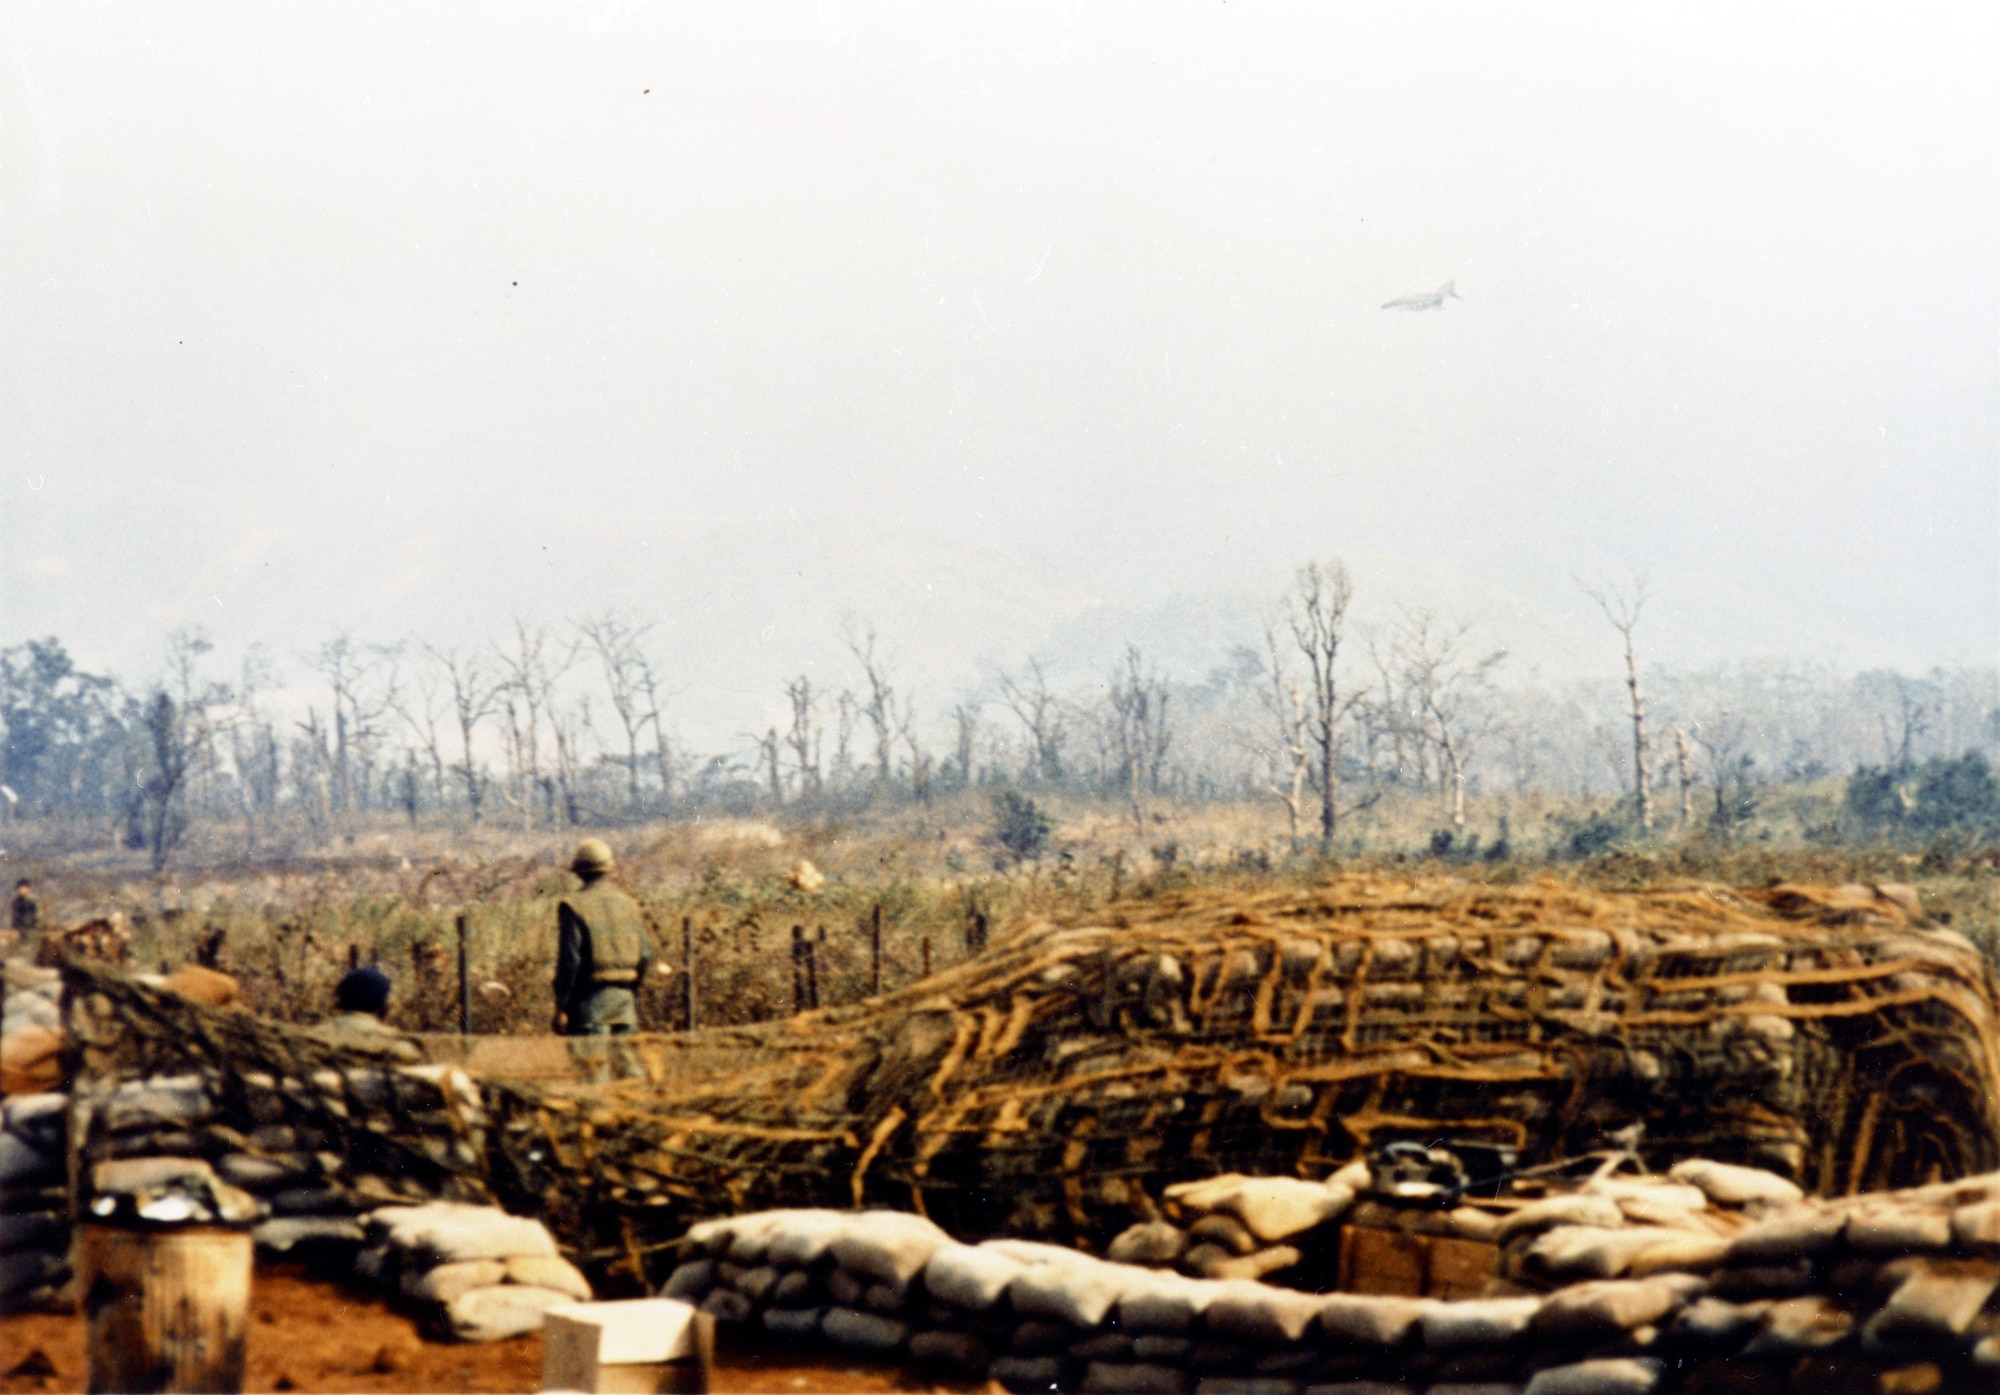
xmin=921 ymin=934 xmax=932 ymax=979
xmin=455 ymin=914 xmax=471 ymax=1036
xmin=870 ymin=904 xmax=883 ymax=997
xmin=806 ymin=928 xmax=821 ymax=1010
xmin=791 ymin=925 xmax=806 ymax=1013
xmin=682 ymin=916 xmax=696 ymax=1031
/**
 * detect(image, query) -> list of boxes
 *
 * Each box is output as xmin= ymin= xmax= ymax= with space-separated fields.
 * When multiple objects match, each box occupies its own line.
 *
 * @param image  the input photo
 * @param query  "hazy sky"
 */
xmin=3 ymin=3 xmax=1994 ymax=739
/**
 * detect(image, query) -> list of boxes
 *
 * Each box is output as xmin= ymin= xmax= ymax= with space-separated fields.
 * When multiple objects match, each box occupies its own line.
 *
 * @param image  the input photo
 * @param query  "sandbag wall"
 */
xmin=2 ymin=958 xmax=70 ymax=1310
xmin=353 ymin=1201 xmax=593 ymax=1340
xmin=1 ymin=1091 xmax=69 ymax=1308
xmin=60 ymin=961 xmax=494 ymax=1221
xmin=666 ymin=1172 xmax=2000 ymax=1395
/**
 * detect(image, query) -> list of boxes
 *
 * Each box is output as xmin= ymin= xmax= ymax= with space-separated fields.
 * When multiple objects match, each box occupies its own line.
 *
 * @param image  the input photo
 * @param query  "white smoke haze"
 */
xmin=2 ymin=3 xmax=1994 ymax=753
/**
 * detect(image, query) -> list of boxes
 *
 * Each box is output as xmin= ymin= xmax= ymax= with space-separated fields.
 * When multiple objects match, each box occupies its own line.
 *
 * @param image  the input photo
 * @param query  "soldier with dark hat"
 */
xmin=11 ymin=879 xmax=41 ymax=934
xmin=553 ymin=839 xmax=655 ymax=1036
xmin=311 ymin=965 xmax=420 ymax=1061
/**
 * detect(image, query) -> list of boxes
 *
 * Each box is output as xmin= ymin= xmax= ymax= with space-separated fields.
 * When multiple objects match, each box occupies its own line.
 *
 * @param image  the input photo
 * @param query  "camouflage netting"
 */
xmin=59 ymin=876 xmax=2000 ymax=1290
xmin=61 ymin=961 xmax=492 ymax=1211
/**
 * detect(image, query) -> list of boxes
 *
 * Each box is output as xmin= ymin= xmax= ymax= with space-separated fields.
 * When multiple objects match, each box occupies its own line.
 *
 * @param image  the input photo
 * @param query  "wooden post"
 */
xmin=456 ymin=913 xmax=471 ymax=1036
xmin=682 ymin=916 xmax=696 ymax=1031
xmin=968 ymin=907 xmax=988 ymax=954
xmin=870 ymin=904 xmax=883 ymax=996
xmin=921 ymin=934 xmax=932 ymax=979
xmin=806 ymin=928 xmax=821 ymax=1010
xmin=791 ymin=925 xmax=806 ymax=1012
xmin=82 ymin=1225 xmax=252 ymax=1394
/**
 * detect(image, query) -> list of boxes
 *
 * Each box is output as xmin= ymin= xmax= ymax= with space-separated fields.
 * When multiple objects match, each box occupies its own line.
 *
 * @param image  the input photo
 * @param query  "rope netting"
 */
xmin=61 ymin=962 xmax=493 ymax=1209
xmin=60 ymin=875 xmax=2000 ymax=1288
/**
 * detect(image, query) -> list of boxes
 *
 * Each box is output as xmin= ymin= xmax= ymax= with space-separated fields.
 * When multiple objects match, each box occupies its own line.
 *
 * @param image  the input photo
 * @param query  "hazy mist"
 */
xmin=3 ymin=3 xmax=1994 ymax=743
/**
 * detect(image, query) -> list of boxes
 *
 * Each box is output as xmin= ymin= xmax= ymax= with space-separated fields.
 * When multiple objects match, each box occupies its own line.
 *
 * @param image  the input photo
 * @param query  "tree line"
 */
xmin=3 ymin=562 xmax=1996 ymax=867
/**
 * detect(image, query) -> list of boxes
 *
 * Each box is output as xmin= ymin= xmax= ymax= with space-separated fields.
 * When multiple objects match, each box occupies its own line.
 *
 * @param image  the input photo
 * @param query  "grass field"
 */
xmin=7 ymin=785 xmax=1995 ymax=1036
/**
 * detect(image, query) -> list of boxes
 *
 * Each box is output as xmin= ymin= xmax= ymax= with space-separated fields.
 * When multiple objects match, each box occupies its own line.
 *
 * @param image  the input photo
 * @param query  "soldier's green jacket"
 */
xmin=307 ymin=1011 xmax=422 ymax=1061
xmin=554 ymin=880 xmax=656 ymax=1035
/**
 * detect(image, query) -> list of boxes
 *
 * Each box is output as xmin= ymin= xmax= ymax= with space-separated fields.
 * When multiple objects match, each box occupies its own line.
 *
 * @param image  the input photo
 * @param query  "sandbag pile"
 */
xmin=1 ymin=1091 xmax=70 ymax=1308
xmin=353 ymin=1201 xmax=592 ymax=1341
xmin=1110 ymin=1165 xmax=1370 ymax=1282
xmin=70 ymin=1058 xmax=491 ymax=1230
xmin=662 ymin=1176 xmax=2000 ymax=1395
xmin=2 ymin=959 xmax=65 ymax=1096
xmin=62 ymin=961 xmax=494 ymax=1214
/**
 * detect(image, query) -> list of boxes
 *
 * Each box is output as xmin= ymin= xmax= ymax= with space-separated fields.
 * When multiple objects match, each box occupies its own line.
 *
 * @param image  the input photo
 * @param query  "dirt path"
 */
xmin=0 ymin=1264 xmax=978 ymax=1394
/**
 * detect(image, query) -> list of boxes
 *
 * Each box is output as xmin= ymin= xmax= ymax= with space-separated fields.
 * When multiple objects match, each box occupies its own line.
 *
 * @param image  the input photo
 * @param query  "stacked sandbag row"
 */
xmin=70 ymin=1059 xmax=488 ymax=1243
xmin=353 ymin=1201 xmax=593 ymax=1341
xmin=0 ymin=1091 xmax=70 ymax=1308
xmin=1104 ymin=1159 xmax=1803 ymax=1294
xmin=662 ymin=1178 xmax=2000 ymax=1395
xmin=1110 ymin=1166 xmax=1367 ymax=1281
xmin=1 ymin=959 xmax=65 ymax=1096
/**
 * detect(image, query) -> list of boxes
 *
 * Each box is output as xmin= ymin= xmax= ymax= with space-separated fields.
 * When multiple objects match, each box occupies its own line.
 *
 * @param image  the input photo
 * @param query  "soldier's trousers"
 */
xmin=563 ymin=986 xmax=638 ymax=1036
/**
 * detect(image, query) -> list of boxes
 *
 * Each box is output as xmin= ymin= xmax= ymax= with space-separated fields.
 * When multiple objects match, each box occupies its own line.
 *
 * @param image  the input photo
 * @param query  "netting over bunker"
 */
xmin=62 ymin=875 xmax=2000 ymax=1288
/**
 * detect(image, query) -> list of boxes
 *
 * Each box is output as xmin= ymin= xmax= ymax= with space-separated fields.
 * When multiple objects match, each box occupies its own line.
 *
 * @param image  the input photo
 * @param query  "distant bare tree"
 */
xmin=389 ymin=656 xmax=451 ymax=813
xmin=1103 ymin=646 xmax=1172 ymax=833
xmin=1579 ymin=576 xmax=1654 ymax=831
xmin=784 ymin=676 xmax=823 ymax=796
xmin=842 ymin=619 xmax=898 ymax=786
xmin=1673 ymin=727 xmax=1696 ymax=827
xmin=548 ymin=693 xmax=591 ymax=826
xmin=998 ymin=658 xmax=1067 ymax=784
xmin=136 ymin=688 xmax=191 ymax=870
xmin=758 ymin=726 xmax=784 ymax=803
xmin=1383 ymin=609 xmax=1505 ymax=829
xmin=227 ymin=647 xmax=281 ymax=855
xmin=831 ymin=690 xmax=858 ymax=788
xmin=579 ymin=613 xmax=661 ymax=813
xmin=1855 ymin=670 xmax=1937 ymax=769
xmin=164 ymin=626 xmax=231 ymax=818
xmin=949 ymin=703 xmax=983 ymax=789
xmin=1255 ymin=630 xmax=1313 ymax=846
xmin=897 ymin=696 xmax=933 ymax=807
xmin=634 ymin=657 xmax=677 ymax=807
xmin=493 ymin=622 xmax=576 ymax=829
xmin=1691 ymin=706 xmax=1756 ymax=838
xmin=305 ymin=634 xmax=396 ymax=818
xmin=422 ymin=643 xmax=497 ymax=824
xmin=1285 ymin=559 xmax=1364 ymax=855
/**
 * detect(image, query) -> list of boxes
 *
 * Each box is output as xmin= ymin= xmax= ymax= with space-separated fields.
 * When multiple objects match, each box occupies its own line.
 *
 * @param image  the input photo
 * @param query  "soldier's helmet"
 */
xmin=335 ymin=966 xmax=393 ymax=1016
xmin=571 ymin=839 xmax=615 ymax=877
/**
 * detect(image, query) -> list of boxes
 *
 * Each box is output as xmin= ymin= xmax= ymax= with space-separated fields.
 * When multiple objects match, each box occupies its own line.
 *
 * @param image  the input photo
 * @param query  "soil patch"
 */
xmin=0 ymin=1264 xmax=975 ymax=1394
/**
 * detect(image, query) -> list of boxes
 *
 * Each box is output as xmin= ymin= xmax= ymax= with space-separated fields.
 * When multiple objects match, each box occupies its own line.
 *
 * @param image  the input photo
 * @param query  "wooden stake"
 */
xmin=921 ymin=935 xmax=932 ymax=979
xmin=455 ymin=913 xmax=471 ymax=1036
xmin=870 ymin=904 xmax=883 ymax=996
xmin=791 ymin=925 xmax=806 ymax=1013
xmin=82 ymin=1225 xmax=252 ymax=1394
xmin=804 ymin=923 xmax=820 ymax=1011
xmin=682 ymin=916 xmax=696 ymax=1031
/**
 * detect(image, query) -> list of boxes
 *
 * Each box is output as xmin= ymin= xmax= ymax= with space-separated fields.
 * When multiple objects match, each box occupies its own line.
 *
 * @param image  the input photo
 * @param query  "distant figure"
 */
xmin=11 ymin=878 xmax=40 ymax=934
xmin=553 ymin=840 xmax=656 ymax=1037
xmin=311 ymin=966 xmax=420 ymax=1060
xmin=1382 ymin=280 xmax=1461 ymax=311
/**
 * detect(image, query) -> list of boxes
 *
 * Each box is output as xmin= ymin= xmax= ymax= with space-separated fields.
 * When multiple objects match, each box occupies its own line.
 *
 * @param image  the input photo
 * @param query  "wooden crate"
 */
xmin=1335 ymin=1224 xmax=1499 ymax=1299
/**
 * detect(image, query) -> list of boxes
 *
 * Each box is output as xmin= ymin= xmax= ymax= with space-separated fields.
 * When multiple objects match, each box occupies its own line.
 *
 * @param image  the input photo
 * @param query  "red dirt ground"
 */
xmin=0 ymin=1264 xmax=981 ymax=1394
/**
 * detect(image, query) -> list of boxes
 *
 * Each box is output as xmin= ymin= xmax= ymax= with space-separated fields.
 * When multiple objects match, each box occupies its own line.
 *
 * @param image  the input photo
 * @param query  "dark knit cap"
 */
xmin=335 ymin=966 xmax=392 ymax=1016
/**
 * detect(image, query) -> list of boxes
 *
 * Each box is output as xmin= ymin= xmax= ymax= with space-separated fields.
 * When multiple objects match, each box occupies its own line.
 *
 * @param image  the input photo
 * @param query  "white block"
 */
xmin=543 ymin=1298 xmax=710 ymax=1394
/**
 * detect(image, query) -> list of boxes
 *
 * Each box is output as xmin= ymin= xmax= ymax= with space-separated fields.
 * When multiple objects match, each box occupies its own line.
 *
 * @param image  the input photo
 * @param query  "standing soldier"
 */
xmin=11 ymin=878 xmax=41 ymax=938
xmin=553 ymin=840 xmax=655 ymax=1036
